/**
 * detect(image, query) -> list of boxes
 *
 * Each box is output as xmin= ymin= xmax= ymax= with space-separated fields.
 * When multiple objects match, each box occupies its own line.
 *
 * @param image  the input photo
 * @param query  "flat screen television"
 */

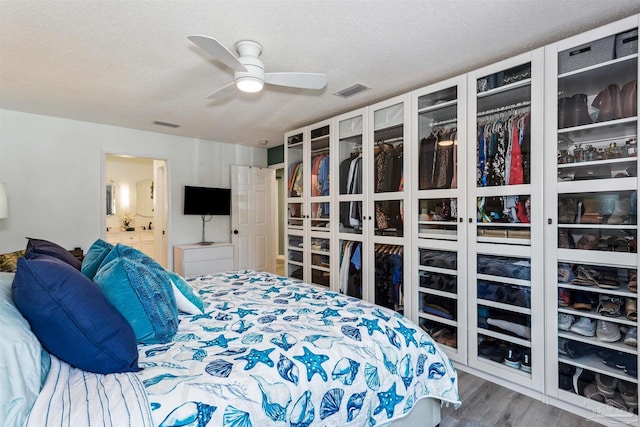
xmin=183 ymin=186 xmax=231 ymax=216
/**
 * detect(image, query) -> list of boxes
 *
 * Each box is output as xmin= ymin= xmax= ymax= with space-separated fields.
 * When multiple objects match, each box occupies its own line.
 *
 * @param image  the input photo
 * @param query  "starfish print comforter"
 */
xmin=136 ymin=270 xmax=460 ymax=426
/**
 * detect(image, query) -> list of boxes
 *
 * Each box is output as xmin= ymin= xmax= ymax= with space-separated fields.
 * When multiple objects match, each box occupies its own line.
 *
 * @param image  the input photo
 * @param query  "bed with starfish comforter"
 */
xmin=23 ymin=270 xmax=459 ymax=427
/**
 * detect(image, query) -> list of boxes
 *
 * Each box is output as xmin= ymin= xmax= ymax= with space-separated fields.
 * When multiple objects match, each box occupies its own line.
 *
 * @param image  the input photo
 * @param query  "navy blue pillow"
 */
xmin=25 ymin=237 xmax=82 ymax=270
xmin=11 ymin=256 xmax=139 ymax=374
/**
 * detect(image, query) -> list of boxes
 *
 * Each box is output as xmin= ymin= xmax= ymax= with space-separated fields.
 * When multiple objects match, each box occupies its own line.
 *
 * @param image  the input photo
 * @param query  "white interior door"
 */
xmin=153 ymin=160 xmax=168 ymax=268
xmin=231 ymin=165 xmax=276 ymax=273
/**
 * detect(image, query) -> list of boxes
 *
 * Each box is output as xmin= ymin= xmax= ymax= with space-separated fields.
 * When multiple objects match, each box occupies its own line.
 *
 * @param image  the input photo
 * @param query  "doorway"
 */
xmin=103 ymin=153 xmax=169 ymax=267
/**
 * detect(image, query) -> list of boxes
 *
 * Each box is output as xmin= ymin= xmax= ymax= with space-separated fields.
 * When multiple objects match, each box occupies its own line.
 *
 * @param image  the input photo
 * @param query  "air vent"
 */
xmin=153 ymin=120 xmax=181 ymax=128
xmin=333 ymin=83 xmax=370 ymax=98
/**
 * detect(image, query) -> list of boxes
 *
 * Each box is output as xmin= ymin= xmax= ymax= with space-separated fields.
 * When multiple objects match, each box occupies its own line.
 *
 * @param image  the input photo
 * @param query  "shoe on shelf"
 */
xmin=558 ymin=313 xmax=575 ymax=331
xmin=625 ymin=298 xmax=637 ymax=321
xmin=572 ymin=292 xmax=596 ymax=311
xmin=503 ymin=347 xmax=522 ymax=369
xmin=623 ymin=327 xmax=637 ymax=347
xmin=595 ymin=373 xmax=618 ymax=398
xmin=596 ymin=320 xmax=621 ymax=343
xmin=520 ymin=349 xmax=531 ymax=373
xmin=618 ymin=379 xmax=639 ymax=409
xmin=583 ymin=383 xmax=607 ymax=402
xmin=597 ymin=294 xmax=623 ymax=317
xmin=628 ymin=271 xmax=637 ymax=293
xmin=569 ymin=316 xmax=596 ymax=337
xmin=558 ymin=288 xmax=571 ymax=307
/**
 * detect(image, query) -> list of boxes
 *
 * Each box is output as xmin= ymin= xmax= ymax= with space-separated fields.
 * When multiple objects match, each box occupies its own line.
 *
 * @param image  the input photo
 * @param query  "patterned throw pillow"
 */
xmin=0 ymin=249 xmax=25 ymax=273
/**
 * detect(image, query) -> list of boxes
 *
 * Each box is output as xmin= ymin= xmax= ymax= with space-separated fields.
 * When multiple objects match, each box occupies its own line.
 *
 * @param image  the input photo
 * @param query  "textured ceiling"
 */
xmin=1 ymin=1 xmax=639 ymax=148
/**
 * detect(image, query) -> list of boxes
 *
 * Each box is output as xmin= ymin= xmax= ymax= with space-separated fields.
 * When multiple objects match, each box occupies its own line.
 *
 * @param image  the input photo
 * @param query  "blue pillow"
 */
xmin=94 ymin=255 xmax=178 ymax=344
xmin=11 ymin=257 xmax=139 ymax=374
xmin=100 ymin=244 xmax=203 ymax=314
xmin=25 ymin=237 xmax=82 ymax=270
xmin=81 ymin=239 xmax=113 ymax=279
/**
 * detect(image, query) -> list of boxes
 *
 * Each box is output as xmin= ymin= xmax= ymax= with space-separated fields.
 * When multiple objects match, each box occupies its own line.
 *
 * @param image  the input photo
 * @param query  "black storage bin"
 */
xmin=615 ymin=28 xmax=638 ymax=58
xmin=558 ymin=35 xmax=615 ymax=74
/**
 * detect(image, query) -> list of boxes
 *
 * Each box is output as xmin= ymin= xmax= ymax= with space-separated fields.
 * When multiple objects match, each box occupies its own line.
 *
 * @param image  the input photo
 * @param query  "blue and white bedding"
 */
xmin=136 ymin=270 xmax=460 ymax=427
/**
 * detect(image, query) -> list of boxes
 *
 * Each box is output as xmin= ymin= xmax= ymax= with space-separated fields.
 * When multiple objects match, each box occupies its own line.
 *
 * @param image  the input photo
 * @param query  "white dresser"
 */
xmin=107 ymin=231 xmax=155 ymax=258
xmin=173 ymin=243 xmax=234 ymax=277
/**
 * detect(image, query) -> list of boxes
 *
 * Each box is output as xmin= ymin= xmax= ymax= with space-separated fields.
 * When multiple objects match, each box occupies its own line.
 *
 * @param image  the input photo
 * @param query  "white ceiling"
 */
xmin=1 ymin=1 xmax=639 ymax=148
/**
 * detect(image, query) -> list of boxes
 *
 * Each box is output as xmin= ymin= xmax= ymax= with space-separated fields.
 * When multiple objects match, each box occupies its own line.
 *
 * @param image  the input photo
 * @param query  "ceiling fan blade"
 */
xmin=264 ymin=72 xmax=327 ymax=90
xmin=206 ymin=81 xmax=237 ymax=100
xmin=188 ymin=35 xmax=247 ymax=72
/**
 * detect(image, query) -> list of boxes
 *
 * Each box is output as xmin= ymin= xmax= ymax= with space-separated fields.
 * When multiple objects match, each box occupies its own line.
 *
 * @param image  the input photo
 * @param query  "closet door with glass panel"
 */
xmin=412 ymin=76 xmax=468 ymax=364
xmin=544 ymin=15 xmax=639 ymax=423
xmin=467 ymin=49 xmax=545 ymax=391
xmin=307 ymin=119 xmax=333 ymax=288
xmin=284 ymin=127 xmax=307 ymax=281
xmin=335 ymin=108 xmax=370 ymax=300
xmin=366 ymin=94 xmax=412 ymax=315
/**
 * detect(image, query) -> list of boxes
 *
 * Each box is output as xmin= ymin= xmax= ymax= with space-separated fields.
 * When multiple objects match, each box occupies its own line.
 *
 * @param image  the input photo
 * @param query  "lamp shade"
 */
xmin=0 ymin=183 xmax=7 ymax=219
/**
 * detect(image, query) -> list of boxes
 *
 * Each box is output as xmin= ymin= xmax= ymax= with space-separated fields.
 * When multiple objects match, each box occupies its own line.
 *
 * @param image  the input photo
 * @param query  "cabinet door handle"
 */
xmin=548 ymin=218 xmax=553 ymax=225
xmin=233 ymin=229 xmax=239 ymax=234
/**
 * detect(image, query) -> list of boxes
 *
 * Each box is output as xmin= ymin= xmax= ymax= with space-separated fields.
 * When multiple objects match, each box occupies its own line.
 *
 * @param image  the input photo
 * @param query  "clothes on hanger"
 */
xmin=374 ymin=244 xmax=404 ymax=313
xmin=339 ymin=241 xmax=362 ymax=297
xmin=419 ymin=127 xmax=457 ymax=190
xmin=477 ymin=110 xmax=531 ymax=187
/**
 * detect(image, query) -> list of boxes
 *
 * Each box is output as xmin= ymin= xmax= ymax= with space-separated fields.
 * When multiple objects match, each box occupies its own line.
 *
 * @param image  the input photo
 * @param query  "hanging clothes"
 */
xmin=476 ymin=109 xmax=531 ymax=187
xmin=374 ymin=244 xmax=403 ymax=313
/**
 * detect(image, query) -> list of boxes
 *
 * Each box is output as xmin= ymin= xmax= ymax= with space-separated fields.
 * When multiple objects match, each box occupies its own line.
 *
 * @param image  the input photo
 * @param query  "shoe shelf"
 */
xmin=559 ymin=331 xmax=638 ymax=355
xmin=478 ymin=329 xmax=531 ymax=348
xmin=558 ymin=307 xmax=637 ymax=328
xmin=419 ymin=287 xmax=458 ymax=300
xmin=477 ymin=355 xmax=532 ymax=378
xmin=557 ymin=388 xmax=639 ymax=423
xmin=558 ymin=354 xmax=637 ymax=384
xmin=417 ymin=263 xmax=457 ymax=277
xmin=560 ymin=282 xmax=637 ymax=298
xmin=558 ymin=248 xmax=637 ymax=267
xmin=477 ymin=273 xmax=530 ymax=288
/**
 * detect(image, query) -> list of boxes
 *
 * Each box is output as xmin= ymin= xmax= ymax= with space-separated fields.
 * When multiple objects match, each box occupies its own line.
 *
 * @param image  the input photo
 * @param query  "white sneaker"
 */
xmin=570 ymin=316 xmax=596 ymax=337
xmin=558 ymin=313 xmax=575 ymax=331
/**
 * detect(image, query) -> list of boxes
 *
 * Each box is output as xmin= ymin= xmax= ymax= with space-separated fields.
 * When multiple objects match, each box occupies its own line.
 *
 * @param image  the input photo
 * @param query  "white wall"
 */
xmin=0 ymin=109 xmax=268 ymax=267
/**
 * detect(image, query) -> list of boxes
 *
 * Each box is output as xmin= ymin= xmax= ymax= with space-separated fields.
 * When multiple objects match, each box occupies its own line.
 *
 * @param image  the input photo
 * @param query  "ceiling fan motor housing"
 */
xmin=234 ymin=40 xmax=265 ymax=91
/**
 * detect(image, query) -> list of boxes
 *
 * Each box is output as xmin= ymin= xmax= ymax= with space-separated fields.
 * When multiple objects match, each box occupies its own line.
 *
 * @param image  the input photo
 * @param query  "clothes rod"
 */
xmin=477 ymin=101 xmax=531 ymax=117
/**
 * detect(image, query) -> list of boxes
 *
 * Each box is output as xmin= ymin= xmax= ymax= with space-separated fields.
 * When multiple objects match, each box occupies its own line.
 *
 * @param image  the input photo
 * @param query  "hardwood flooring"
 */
xmin=440 ymin=371 xmax=605 ymax=427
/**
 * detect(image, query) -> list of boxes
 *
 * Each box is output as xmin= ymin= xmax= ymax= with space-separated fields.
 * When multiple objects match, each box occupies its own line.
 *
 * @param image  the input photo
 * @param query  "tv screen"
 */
xmin=183 ymin=186 xmax=231 ymax=216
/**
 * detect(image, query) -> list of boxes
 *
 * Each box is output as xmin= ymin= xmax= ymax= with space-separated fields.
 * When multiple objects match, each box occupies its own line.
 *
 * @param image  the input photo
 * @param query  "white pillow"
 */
xmin=0 ymin=272 xmax=48 ymax=427
xmin=168 ymin=271 xmax=204 ymax=314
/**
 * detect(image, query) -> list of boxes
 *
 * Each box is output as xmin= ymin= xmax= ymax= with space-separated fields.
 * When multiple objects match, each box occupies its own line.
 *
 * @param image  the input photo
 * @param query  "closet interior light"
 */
xmin=438 ymin=139 xmax=454 ymax=147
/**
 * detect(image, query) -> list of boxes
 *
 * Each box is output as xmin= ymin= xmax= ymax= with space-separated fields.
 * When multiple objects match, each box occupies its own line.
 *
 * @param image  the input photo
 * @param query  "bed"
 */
xmin=2 ymin=239 xmax=460 ymax=427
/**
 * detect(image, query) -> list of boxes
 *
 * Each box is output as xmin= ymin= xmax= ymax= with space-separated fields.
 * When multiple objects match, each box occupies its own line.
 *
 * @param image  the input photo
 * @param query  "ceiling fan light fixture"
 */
xmin=236 ymin=76 xmax=264 ymax=93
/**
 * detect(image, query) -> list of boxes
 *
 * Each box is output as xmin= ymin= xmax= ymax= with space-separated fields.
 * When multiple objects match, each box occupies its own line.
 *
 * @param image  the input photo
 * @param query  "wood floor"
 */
xmin=440 ymin=371 xmax=605 ymax=427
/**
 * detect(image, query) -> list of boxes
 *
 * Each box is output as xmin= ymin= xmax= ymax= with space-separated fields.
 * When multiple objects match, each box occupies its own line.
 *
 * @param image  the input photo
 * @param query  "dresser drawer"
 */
xmin=121 ymin=233 xmax=141 ymax=245
xmin=182 ymin=245 xmax=233 ymax=262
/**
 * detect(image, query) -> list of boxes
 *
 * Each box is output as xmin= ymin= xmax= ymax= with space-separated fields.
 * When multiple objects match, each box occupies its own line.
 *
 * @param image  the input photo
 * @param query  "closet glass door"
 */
xmin=308 ymin=120 xmax=332 ymax=288
xmin=413 ymin=76 xmax=467 ymax=363
xmin=468 ymin=49 xmax=544 ymax=391
xmin=369 ymin=95 xmax=411 ymax=315
xmin=545 ymin=16 xmax=639 ymax=420
xmin=285 ymin=129 xmax=306 ymax=280
xmin=337 ymin=109 xmax=367 ymax=299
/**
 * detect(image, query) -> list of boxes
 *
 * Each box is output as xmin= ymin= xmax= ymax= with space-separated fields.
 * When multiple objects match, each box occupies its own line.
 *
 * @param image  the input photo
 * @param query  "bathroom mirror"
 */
xmin=136 ymin=180 xmax=154 ymax=217
xmin=106 ymin=180 xmax=116 ymax=216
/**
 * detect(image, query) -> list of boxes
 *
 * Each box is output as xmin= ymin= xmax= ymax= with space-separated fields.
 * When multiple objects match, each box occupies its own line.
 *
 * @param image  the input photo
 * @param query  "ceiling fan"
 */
xmin=188 ymin=35 xmax=328 ymax=99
